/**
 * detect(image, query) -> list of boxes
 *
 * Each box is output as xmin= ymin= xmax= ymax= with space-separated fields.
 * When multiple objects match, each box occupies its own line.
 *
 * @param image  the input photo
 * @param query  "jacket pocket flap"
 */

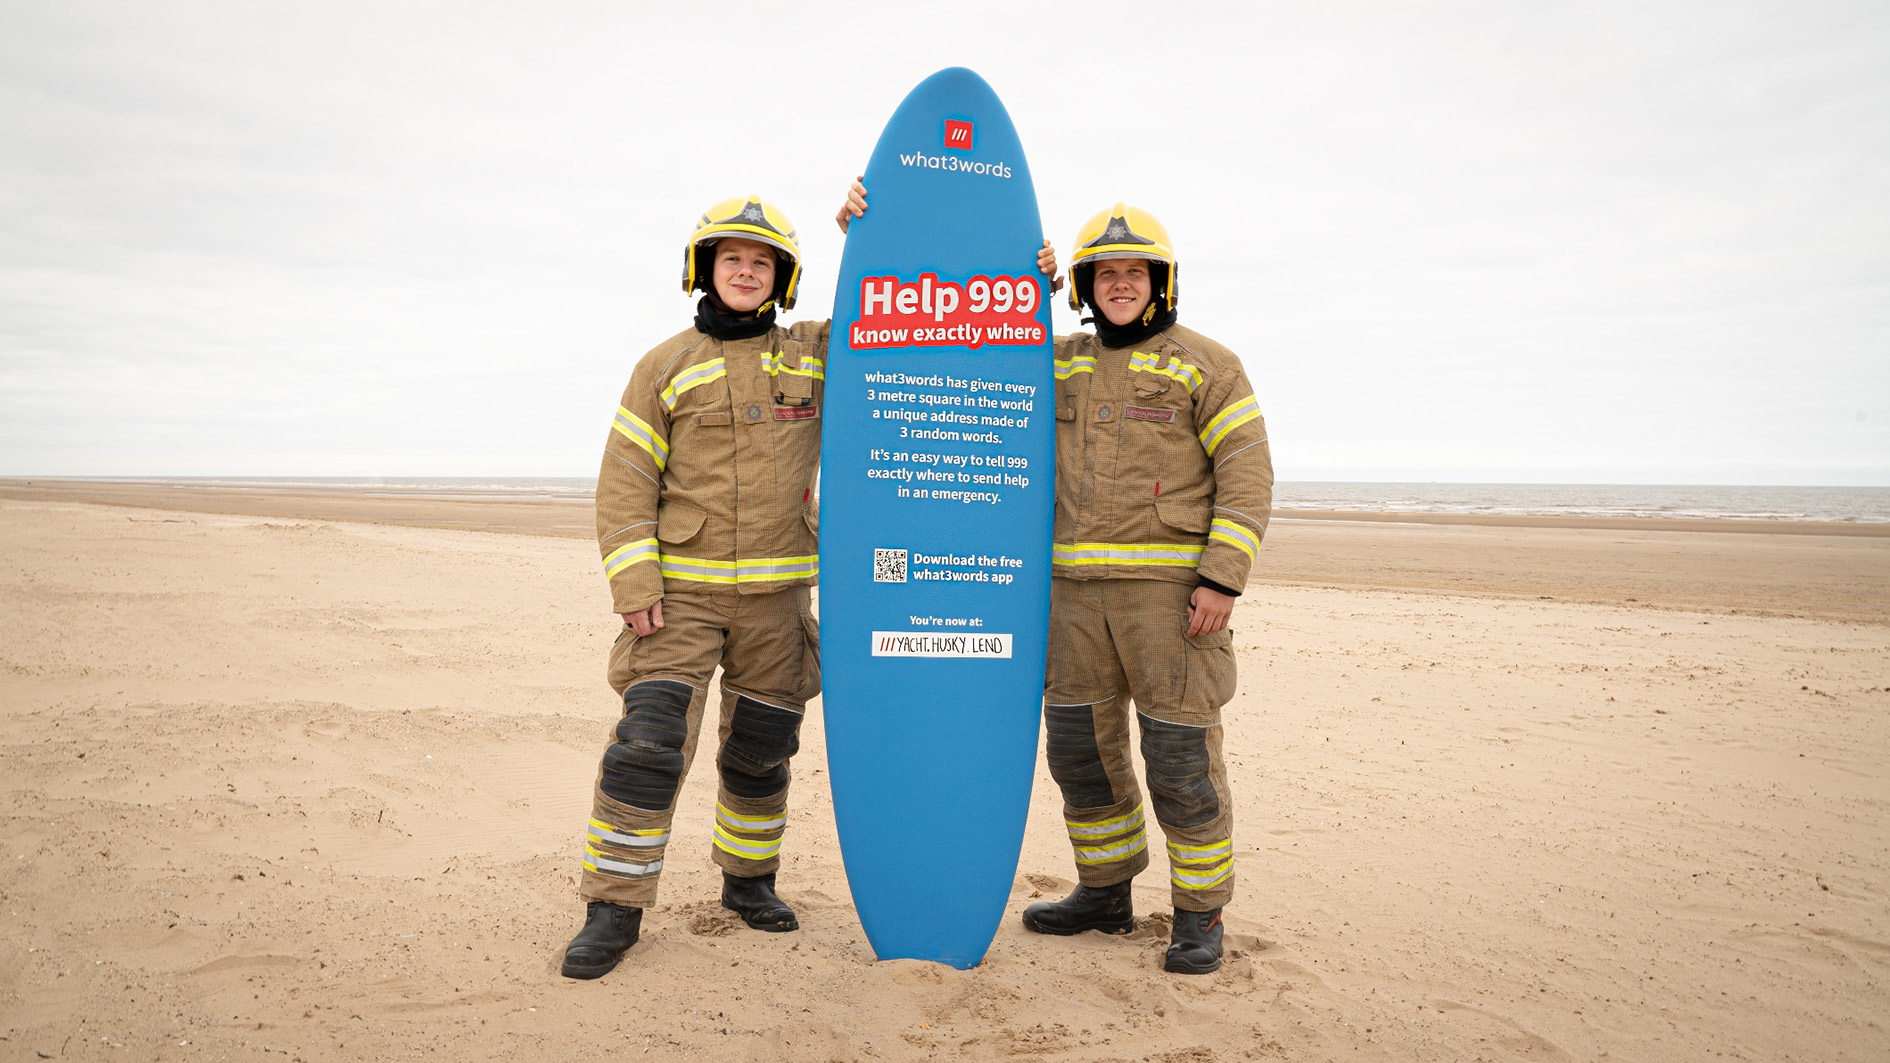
xmin=694 ymin=410 xmax=733 ymax=427
xmin=775 ymin=371 xmax=815 ymax=403
xmin=1132 ymin=374 xmax=1172 ymax=397
xmin=656 ymin=503 xmax=707 ymax=544
xmin=1154 ymin=497 xmax=1212 ymax=534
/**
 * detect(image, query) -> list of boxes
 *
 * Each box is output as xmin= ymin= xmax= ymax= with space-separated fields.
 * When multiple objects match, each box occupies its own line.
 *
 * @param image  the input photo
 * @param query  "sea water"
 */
xmin=51 ymin=477 xmax=1890 ymax=523
xmin=1270 ymin=483 xmax=1890 ymax=523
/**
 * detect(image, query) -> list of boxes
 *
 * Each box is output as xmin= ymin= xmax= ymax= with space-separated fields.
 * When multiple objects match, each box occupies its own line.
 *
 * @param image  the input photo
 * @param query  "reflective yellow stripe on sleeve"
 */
xmin=1208 ymin=518 xmax=1259 ymax=561
xmin=603 ymin=538 xmax=660 ymax=579
xmin=660 ymin=358 xmax=727 ymax=410
xmin=1052 ymin=542 xmax=1204 ymax=568
xmin=1198 ymin=394 xmax=1260 ymax=456
xmin=611 ymin=407 xmax=669 ymax=470
xmin=657 ymin=553 xmax=819 ymax=585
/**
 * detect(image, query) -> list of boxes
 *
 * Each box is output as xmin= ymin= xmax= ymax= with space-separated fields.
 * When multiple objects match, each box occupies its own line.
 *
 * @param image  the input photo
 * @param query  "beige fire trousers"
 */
xmin=578 ymin=587 xmax=819 ymax=908
xmin=1042 ymin=577 xmax=1238 ymax=911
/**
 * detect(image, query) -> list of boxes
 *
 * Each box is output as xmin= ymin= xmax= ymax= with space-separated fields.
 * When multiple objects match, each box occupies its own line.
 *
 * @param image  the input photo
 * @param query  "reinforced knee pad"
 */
xmin=599 ymin=680 xmax=693 ymax=811
xmin=719 ymin=694 xmax=802 ymax=800
xmin=1138 ymin=712 xmax=1220 ymax=829
xmin=1043 ymin=702 xmax=1116 ymax=809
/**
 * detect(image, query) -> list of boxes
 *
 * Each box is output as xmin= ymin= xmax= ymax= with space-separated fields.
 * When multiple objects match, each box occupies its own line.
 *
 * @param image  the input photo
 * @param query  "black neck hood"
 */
xmin=694 ymin=295 xmax=776 ymax=340
xmin=1087 ymin=306 xmax=1178 ymax=349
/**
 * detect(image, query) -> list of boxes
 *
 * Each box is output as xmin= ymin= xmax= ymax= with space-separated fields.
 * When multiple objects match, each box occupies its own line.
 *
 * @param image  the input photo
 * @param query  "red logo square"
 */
xmin=943 ymin=120 xmax=973 ymax=151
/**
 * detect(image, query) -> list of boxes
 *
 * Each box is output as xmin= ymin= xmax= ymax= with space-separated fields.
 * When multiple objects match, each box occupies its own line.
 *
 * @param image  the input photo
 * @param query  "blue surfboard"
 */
xmin=819 ymin=68 xmax=1054 ymax=968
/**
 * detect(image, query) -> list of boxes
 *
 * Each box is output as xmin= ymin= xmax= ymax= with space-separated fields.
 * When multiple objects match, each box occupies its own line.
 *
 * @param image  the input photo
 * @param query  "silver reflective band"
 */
xmin=604 ymin=538 xmax=660 ymax=579
xmin=657 ymin=554 xmax=819 ymax=585
xmin=612 ymin=407 xmax=670 ymax=470
xmin=1208 ymin=519 xmax=1259 ymax=561
xmin=1065 ymin=804 xmax=1146 ymax=838
xmin=1199 ymin=394 xmax=1261 ymax=455
xmin=716 ymin=807 xmax=786 ymax=834
xmin=1167 ymin=838 xmax=1233 ymax=862
xmin=1128 ymin=350 xmax=1203 ymax=394
xmin=1055 ymin=354 xmax=1096 ymax=379
xmin=660 ymin=358 xmax=727 ymax=410
xmin=1053 ymin=542 xmax=1204 ymax=566
xmin=584 ymin=846 xmax=664 ymax=878
xmin=1171 ymin=859 xmax=1234 ymax=889
xmin=1075 ymin=833 xmax=1149 ymax=865
xmin=713 ymin=825 xmax=783 ymax=860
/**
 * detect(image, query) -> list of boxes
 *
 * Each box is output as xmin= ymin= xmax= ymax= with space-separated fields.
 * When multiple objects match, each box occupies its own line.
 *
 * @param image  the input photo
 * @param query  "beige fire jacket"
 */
xmin=1050 ymin=323 xmax=1274 ymax=592
xmin=596 ymin=320 xmax=829 ymax=614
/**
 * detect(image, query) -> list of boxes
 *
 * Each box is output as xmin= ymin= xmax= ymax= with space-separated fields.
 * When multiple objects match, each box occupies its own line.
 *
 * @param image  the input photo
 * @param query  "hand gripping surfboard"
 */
xmin=819 ymin=67 xmax=1054 ymax=968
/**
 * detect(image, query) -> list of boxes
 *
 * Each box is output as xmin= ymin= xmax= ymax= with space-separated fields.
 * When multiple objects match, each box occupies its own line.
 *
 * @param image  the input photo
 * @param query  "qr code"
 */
xmin=873 ymin=548 xmax=908 ymax=583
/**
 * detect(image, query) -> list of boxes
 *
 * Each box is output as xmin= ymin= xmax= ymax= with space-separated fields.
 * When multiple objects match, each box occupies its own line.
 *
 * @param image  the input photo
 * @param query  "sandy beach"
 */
xmin=2 ymin=480 xmax=1885 ymax=1061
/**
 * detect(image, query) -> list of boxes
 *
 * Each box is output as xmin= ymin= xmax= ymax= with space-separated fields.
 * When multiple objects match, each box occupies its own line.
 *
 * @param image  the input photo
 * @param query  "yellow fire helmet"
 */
xmin=681 ymin=195 xmax=802 ymax=311
xmin=1067 ymin=202 xmax=1178 ymax=317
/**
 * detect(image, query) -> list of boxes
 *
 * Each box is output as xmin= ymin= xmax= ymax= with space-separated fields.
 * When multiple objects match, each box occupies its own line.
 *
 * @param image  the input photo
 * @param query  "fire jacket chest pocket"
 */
xmin=1132 ymin=374 xmax=1171 ymax=399
xmin=1127 ymin=375 xmax=1191 ymax=474
xmin=772 ymin=370 xmax=819 ymax=421
xmin=694 ymin=411 xmax=733 ymax=427
xmin=1128 ymin=377 xmax=1181 ymax=420
xmin=773 ymin=370 xmax=815 ymax=407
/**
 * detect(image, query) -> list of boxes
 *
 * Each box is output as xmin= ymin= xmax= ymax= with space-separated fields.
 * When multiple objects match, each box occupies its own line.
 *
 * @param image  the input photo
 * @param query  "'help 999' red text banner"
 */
xmin=848 ymin=273 xmax=1046 ymax=351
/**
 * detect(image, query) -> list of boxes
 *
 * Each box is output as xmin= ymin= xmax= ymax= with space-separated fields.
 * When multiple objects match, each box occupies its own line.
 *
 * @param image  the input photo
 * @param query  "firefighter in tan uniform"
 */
xmin=1022 ymin=204 xmax=1273 ymax=975
xmin=561 ymin=196 xmax=830 ymax=979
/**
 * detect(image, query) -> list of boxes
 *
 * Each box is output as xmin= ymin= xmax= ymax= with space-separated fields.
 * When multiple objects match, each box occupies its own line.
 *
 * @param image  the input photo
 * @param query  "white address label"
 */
xmin=870 ymin=632 xmax=1013 ymax=658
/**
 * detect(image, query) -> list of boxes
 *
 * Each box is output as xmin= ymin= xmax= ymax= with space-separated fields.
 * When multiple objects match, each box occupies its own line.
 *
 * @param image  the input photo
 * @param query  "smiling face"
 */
xmin=710 ymin=237 xmax=779 ymax=314
xmin=1090 ymin=257 xmax=1153 ymax=326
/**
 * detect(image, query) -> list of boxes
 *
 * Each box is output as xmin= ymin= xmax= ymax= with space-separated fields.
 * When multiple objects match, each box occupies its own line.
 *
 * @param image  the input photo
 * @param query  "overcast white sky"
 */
xmin=2 ymin=1 xmax=1885 ymax=483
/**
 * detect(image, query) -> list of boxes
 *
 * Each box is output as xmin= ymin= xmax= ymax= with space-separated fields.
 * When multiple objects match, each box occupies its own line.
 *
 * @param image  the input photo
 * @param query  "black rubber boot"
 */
xmin=561 ymin=901 xmax=642 ymax=980
xmin=1020 ymin=882 xmax=1135 ymax=936
xmin=1164 ymin=907 xmax=1224 ymax=974
xmin=722 ymin=872 xmax=798 ymax=932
